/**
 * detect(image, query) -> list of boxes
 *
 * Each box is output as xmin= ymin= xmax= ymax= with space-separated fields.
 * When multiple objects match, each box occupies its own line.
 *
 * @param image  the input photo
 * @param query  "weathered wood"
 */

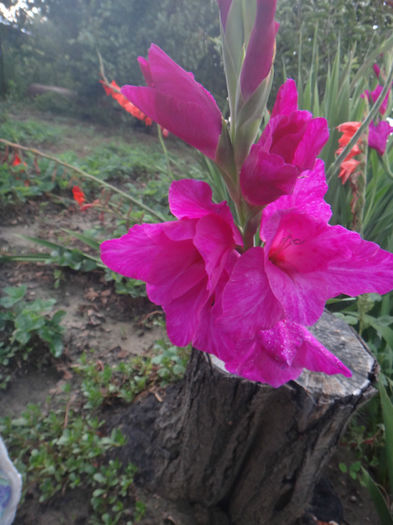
xmin=111 ymin=311 xmax=377 ymax=525
xmin=27 ymin=83 xmax=76 ymax=98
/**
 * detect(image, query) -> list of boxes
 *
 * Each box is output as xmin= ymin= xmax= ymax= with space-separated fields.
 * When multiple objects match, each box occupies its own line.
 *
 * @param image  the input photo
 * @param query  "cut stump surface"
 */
xmin=111 ymin=311 xmax=377 ymax=525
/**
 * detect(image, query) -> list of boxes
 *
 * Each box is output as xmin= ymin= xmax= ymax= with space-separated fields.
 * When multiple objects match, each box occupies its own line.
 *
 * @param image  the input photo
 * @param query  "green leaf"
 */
xmin=361 ymin=467 xmax=393 ymax=525
xmin=379 ymin=379 xmax=393 ymax=492
xmin=0 ymin=285 xmax=27 ymax=308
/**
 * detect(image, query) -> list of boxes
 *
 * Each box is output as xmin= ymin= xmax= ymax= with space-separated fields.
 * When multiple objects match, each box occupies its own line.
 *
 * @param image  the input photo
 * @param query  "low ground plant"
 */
xmin=0 ymin=284 xmax=65 ymax=389
xmin=0 ymin=338 xmax=188 ymax=523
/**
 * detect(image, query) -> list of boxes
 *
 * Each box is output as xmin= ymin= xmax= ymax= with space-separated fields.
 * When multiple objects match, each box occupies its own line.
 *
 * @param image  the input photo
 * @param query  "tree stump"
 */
xmin=112 ymin=311 xmax=378 ymax=524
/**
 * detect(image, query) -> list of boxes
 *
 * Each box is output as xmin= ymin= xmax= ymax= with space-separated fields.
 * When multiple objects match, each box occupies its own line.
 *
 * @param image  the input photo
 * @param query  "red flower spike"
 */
xmin=72 ymin=185 xmax=86 ymax=206
xmin=336 ymin=122 xmax=363 ymax=184
xmin=100 ymin=79 xmax=147 ymax=123
xmin=12 ymin=154 xmax=23 ymax=167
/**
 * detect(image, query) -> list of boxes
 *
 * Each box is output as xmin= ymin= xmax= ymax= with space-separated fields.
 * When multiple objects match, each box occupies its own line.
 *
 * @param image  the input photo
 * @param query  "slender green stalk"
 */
xmin=157 ymin=126 xmax=175 ymax=181
xmin=327 ymin=59 xmax=393 ymax=180
xmin=0 ymin=139 xmax=167 ymax=222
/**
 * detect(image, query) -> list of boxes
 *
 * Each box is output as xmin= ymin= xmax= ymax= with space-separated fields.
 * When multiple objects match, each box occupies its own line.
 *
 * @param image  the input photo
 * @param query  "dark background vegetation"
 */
xmin=1 ymin=0 xmax=392 ymax=116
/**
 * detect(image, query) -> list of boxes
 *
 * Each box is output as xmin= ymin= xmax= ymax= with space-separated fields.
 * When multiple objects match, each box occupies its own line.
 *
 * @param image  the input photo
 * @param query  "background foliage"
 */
xmin=2 ymin=0 xmax=392 ymax=115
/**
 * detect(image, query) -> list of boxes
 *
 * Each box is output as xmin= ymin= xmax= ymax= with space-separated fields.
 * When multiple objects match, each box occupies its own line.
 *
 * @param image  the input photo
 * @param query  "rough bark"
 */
xmin=111 ymin=311 xmax=377 ymax=525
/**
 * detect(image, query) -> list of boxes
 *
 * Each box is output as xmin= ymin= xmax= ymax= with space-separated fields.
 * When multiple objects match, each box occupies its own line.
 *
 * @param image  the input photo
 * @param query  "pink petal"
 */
xmin=163 ymin=280 xmax=209 ymax=347
xmin=292 ymin=117 xmax=329 ymax=169
xmin=193 ymin=214 xmax=236 ymax=292
xmin=240 ymin=148 xmax=299 ymax=206
xmin=262 ymin=159 xmax=332 ymax=227
xmin=324 ymin=226 xmax=393 ymax=298
xmin=121 ymin=86 xmax=221 ymax=159
xmin=169 ymin=179 xmax=242 ymax=245
xmin=362 ymin=85 xmax=391 ymax=116
xmin=137 ymin=57 xmax=153 ymax=86
xmin=259 ymin=110 xmax=328 ymax=171
xmin=220 ymin=247 xmax=284 ymax=332
xmin=100 ymin=221 xmax=198 ymax=287
xmin=262 ymin=209 xmax=393 ymax=325
xmin=271 ymin=78 xmax=298 ymax=117
xmin=222 ymin=321 xmax=351 ymax=388
xmin=368 ymin=120 xmax=393 ymax=156
xmin=263 ymin=213 xmax=352 ymax=325
xmin=121 ymin=45 xmax=222 ymax=159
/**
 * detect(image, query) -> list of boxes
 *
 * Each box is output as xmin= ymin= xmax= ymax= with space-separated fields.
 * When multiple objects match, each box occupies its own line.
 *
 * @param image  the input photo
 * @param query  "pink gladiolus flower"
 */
xmin=100 ymin=179 xmax=241 ymax=347
xmin=217 ymin=0 xmax=279 ymax=98
xmin=240 ymin=0 xmax=280 ymax=98
xmin=192 ymin=246 xmax=350 ymax=387
xmin=240 ymin=79 xmax=329 ymax=206
xmin=362 ymin=84 xmax=391 ymax=116
xmin=368 ymin=120 xmax=393 ymax=156
xmin=226 ymin=160 xmax=393 ymax=329
xmin=121 ymin=45 xmax=222 ymax=160
xmin=260 ymin=79 xmax=329 ymax=170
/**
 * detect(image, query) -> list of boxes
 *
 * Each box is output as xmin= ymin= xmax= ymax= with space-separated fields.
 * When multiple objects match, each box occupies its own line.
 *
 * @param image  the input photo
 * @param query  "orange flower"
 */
xmin=338 ymin=158 xmax=361 ymax=184
xmin=11 ymin=152 xmax=27 ymax=168
xmin=100 ymin=79 xmax=152 ymax=127
xmin=12 ymin=153 xmax=23 ymax=166
xmin=72 ymin=185 xmax=85 ymax=206
xmin=336 ymin=122 xmax=362 ymax=184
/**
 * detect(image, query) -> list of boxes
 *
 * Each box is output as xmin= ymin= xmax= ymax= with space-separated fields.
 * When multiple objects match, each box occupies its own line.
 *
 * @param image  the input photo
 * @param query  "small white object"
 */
xmin=0 ymin=437 xmax=22 ymax=525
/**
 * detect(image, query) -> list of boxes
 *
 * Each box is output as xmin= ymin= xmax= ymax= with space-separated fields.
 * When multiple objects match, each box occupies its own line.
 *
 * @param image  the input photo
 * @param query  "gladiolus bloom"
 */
xmin=121 ymin=45 xmax=222 ymax=160
xmin=101 ymin=179 xmax=241 ymax=346
xmin=217 ymin=0 xmax=279 ymax=98
xmin=368 ymin=120 xmax=393 ymax=156
xmin=240 ymin=0 xmax=279 ymax=98
xmin=362 ymin=84 xmax=391 ymax=116
xmin=240 ymin=79 xmax=328 ymax=205
xmin=224 ymin=160 xmax=393 ymax=329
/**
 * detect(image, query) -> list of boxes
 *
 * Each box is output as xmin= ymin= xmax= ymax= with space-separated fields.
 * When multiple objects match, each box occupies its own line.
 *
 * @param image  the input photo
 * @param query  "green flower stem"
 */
xmin=157 ymin=126 xmax=175 ymax=181
xmin=327 ymin=59 xmax=393 ymax=180
xmin=243 ymin=209 xmax=262 ymax=250
xmin=0 ymin=139 xmax=167 ymax=222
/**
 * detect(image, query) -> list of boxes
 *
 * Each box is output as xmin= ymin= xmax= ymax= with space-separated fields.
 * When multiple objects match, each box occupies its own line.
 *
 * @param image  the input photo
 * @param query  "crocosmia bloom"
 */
xmin=336 ymin=121 xmax=362 ymax=183
xmin=101 ymin=179 xmax=241 ymax=346
xmin=100 ymin=80 xmax=152 ymax=126
xmin=121 ymin=45 xmax=222 ymax=160
xmin=11 ymin=154 xmax=23 ymax=167
xmin=240 ymin=79 xmax=328 ymax=205
xmin=72 ymin=185 xmax=85 ymax=206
